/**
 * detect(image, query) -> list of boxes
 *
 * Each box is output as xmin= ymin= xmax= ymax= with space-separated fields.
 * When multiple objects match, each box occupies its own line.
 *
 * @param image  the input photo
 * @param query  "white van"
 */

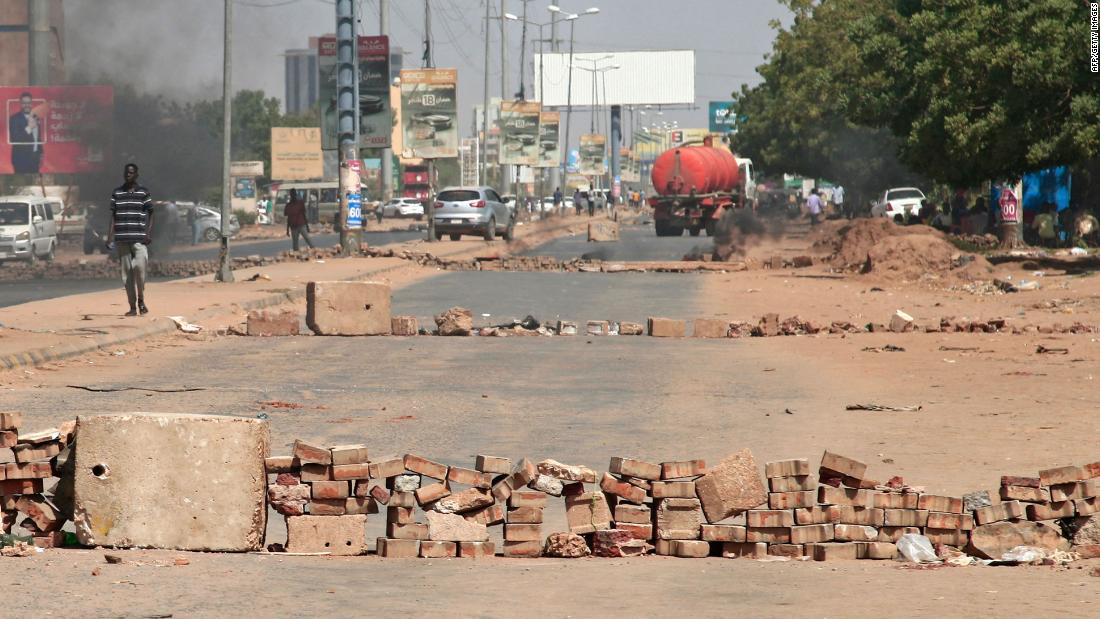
xmin=0 ymin=195 xmax=59 ymax=263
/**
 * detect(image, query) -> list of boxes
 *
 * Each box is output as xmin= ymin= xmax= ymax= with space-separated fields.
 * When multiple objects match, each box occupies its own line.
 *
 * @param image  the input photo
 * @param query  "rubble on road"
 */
xmin=1 ymin=412 xmax=74 ymax=551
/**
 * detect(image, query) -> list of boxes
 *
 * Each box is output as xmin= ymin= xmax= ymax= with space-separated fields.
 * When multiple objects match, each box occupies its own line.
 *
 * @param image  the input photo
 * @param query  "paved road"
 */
xmin=523 ymin=223 xmax=715 ymax=261
xmin=0 ymin=230 xmax=424 ymax=308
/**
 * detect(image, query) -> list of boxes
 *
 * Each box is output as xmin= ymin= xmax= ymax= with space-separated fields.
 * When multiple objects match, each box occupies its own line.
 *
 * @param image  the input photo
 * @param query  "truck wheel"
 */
xmin=434 ymin=231 xmax=444 ymax=241
xmin=705 ymin=220 xmax=717 ymax=237
xmin=449 ymin=233 xmax=461 ymax=241
xmin=655 ymin=220 xmax=671 ymax=237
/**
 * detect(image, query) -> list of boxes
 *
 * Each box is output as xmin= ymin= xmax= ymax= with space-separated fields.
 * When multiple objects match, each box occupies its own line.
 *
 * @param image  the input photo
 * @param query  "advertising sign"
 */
xmin=345 ymin=158 xmax=362 ymax=230
xmin=537 ymin=111 xmax=560 ymax=168
xmin=230 ymin=161 xmax=264 ymax=177
xmin=399 ymin=68 xmax=458 ymax=159
xmin=271 ymin=127 xmax=323 ymax=180
xmin=499 ymin=100 xmax=541 ymax=166
xmin=708 ymin=101 xmax=736 ymax=133
xmin=2 ymin=86 xmax=113 ymax=175
xmin=578 ymin=134 xmax=606 ymax=176
xmin=319 ymin=36 xmax=393 ymax=151
xmin=998 ymin=187 xmax=1019 ymax=224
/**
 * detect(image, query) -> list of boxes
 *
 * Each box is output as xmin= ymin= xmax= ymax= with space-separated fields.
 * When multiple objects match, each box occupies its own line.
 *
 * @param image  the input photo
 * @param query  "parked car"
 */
xmin=872 ymin=187 xmax=926 ymax=221
xmin=0 ymin=195 xmax=58 ymax=263
xmin=187 ymin=204 xmax=241 ymax=242
xmin=380 ymin=197 xmax=425 ymax=220
xmin=432 ymin=186 xmax=514 ymax=241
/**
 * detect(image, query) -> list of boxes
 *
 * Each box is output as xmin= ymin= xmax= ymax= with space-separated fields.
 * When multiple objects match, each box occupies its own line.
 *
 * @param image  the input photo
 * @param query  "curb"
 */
xmin=0 ymin=218 xmax=579 ymax=372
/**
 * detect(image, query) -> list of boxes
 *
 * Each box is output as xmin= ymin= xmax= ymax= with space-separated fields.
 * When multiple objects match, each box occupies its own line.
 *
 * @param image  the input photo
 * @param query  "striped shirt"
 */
xmin=111 ymin=183 xmax=153 ymax=242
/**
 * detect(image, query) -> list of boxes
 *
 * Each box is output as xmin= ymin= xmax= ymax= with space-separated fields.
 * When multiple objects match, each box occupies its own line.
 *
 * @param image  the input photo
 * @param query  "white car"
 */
xmin=381 ymin=198 xmax=425 ymax=220
xmin=872 ymin=187 xmax=926 ymax=221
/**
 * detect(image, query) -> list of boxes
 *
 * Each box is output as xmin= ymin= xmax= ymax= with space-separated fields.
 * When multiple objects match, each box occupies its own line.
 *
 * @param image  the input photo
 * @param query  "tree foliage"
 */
xmin=733 ymin=0 xmax=1100 ymax=190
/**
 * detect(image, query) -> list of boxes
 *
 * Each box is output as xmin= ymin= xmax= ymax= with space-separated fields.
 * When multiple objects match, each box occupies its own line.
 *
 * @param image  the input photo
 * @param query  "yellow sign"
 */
xmin=271 ymin=127 xmax=323 ymax=181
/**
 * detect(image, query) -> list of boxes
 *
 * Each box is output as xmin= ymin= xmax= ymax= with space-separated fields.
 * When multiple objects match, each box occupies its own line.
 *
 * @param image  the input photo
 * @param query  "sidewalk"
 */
xmin=0 ymin=216 xmax=587 ymax=371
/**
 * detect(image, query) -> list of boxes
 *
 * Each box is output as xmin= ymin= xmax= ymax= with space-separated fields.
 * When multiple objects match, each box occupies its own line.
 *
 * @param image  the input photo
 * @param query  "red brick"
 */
xmin=474 ymin=455 xmax=512 ymax=475
xmin=721 ymin=542 xmax=768 ymax=558
xmin=387 ymin=522 xmax=429 ymax=540
xmin=1050 ymin=479 xmax=1099 ymax=502
xmin=387 ymin=506 xmax=416 ymax=524
xmin=883 ymin=509 xmax=928 ymax=527
xmin=311 ymin=481 xmax=349 ymax=500
xmin=973 ymin=501 xmax=1023 ymax=525
xmin=300 ymin=464 xmax=333 ymax=482
xmin=609 ymin=457 xmax=661 ymax=481
xmin=447 ymin=466 xmax=493 ymax=489
xmin=747 ymin=509 xmax=794 ymax=528
xmin=491 ymin=478 xmax=513 ymax=503
xmin=671 ymin=539 xmax=710 ymax=557
xmin=12 ymin=442 xmax=60 ymax=464
xmin=858 ymin=541 xmax=898 ymax=559
xmin=872 ymin=492 xmax=919 ymax=509
xmin=419 ymin=540 xmax=457 ymax=558
xmin=1039 ymin=465 xmax=1084 ymax=486
xmin=344 ymin=497 xmax=377 ymax=515
xmin=661 ymin=460 xmax=706 ymax=480
xmin=15 ymin=495 xmax=61 ymax=532
xmin=292 ymin=440 xmax=332 ymax=465
xmin=833 ymin=524 xmax=877 ymax=542
xmin=614 ymin=504 xmax=651 ymax=525
xmin=332 ymin=463 xmax=371 ymax=481
xmin=504 ymin=523 xmax=542 ymax=541
xmin=812 ymin=542 xmax=859 ymax=561
xmin=1026 ymin=501 xmax=1075 ymax=520
xmin=916 ymin=495 xmax=963 ymax=513
xmin=507 ymin=506 xmax=544 ymax=524
xmin=1000 ymin=475 xmax=1041 ymax=488
xmin=769 ymin=491 xmax=816 ymax=509
xmin=1000 ymin=485 xmax=1047 ymax=503
xmin=0 ymin=431 xmax=18 ymax=448
xmin=508 ymin=490 xmax=549 ymax=509
xmin=765 ymin=459 xmax=810 ymax=478
xmin=365 ymin=484 xmax=390 ymax=504
xmin=0 ymin=412 xmax=22 ymax=431
xmin=1075 ymin=497 xmax=1100 ymax=516
xmin=309 ymin=498 xmax=347 ymax=515
xmin=1083 ymin=462 xmax=1100 ymax=480
xmin=367 ymin=457 xmax=405 ymax=479
xmin=618 ymin=522 xmax=653 ymax=540
xmin=652 ymin=481 xmax=696 ymax=499
xmin=647 ymin=317 xmax=687 ymax=338
xmin=502 ymin=540 xmax=542 ymax=558
xmin=820 ymin=451 xmax=867 ymax=480
xmin=275 ymin=473 xmax=300 ymax=486
xmin=464 ymin=503 xmax=505 ymax=526
xmin=565 ymin=491 xmax=612 ymax=534
xmin=770 ymin=476 xmax=815 ymax=492
xmin=246 ymin=308 xmax=300 ymax=336
xmin=878 ymin=526 xmax=921 ymax=543
xmin=376 ymin=537 xmax=419 ymax=558
xmin=415 ymin=482 xmax=451 ymax=505
xmin=4 ymin=463 xmax=50 ymax=480
xmin=818 ymin=486 xmax=872 ymax=507
xmin=794 ymin=506 xmax=836 ymax=525
xmin=600 ymin=473 xmax=648 ymax=504
xmin=769 ymin=543 xmax=804 ymax=558
xmin=508 ymin=458 xmax=538 ymax=487
xmin=330 ymin=444 xmax=370 ymax=466
xmin=924 ymin=528 xmax=969 ymax=546
xmin=927 ymin=512 xmax=974 ymax=530
xmin=746 ymin=527 xmax=790 ymax=543
xmin=389 ymin=491 xmax=416 ymax=508
xmin=790 ymin=524 xmax=833 ymax=544
xmin=458 ymin=541 xmax=495 ymax=558
xmin=404 ymin=454 xmax=448 ymax=480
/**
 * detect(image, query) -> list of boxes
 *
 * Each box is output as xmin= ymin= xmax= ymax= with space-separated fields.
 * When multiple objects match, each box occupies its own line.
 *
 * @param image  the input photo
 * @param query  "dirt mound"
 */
xmin=818 ymin=219 xmax=991 ymax=282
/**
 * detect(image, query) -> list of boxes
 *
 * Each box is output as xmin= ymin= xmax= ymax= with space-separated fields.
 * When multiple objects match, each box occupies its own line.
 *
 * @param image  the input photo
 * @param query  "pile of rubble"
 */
xmin=0 ymin=413 xmax=74 ymax=550
xmin=262 ymin=440 xmax=1100 ymax=562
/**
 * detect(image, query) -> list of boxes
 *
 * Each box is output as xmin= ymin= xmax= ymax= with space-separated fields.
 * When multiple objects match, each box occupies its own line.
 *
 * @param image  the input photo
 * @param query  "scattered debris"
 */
xmin=67 ymin=385 xmax=205 ymax=393
xmin=846 ymin=403 xmax=923 ymax=412
xmin=167 ymin=316 xmax=203 ymax=334
xmin=1036 ymin=345 xmax=1069 ymax=354
xmin=862 ymin=345 xmax=906 ymax=353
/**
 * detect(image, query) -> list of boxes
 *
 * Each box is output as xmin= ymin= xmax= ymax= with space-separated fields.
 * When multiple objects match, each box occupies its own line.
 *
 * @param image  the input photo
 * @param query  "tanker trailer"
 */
xmin=648 ymin=137 xmax=740 ymax=237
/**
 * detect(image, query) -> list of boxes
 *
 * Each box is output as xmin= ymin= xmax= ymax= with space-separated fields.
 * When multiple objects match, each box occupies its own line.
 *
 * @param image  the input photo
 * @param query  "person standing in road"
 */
xmin=553 ymin=187 xmax=563 ymax=215
xmin=106 ymin=163 xmax=153 ymax=316
xmin=186 ymin=204 xmax=201 ymax=245
xmin=805 ymin=188 xmax=823 ymax=226
xmin=284 ymin=188 xmax=314 ymax=251
xmin=833 ymin=185 xmax=846 ymax=219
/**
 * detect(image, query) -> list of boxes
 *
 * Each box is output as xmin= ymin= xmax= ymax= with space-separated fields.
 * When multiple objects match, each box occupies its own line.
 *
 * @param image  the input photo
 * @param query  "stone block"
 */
xmin=391 ymin=474 xmax=421 ymax=492
xmin=391 ymin=316 xmax=419 ymax=336
xmin=1039 ymin=465 xmax=1084 ymax=487
xmin=813 ymin=542 xmax=859 ymax=561
xmin=536 ymin=459 xmax=597 ymax=483
xmin=858 ymin=541 xmax=898 ymax=559
xmin=614 ymin=504 xmax=651 ymax=525
xmin=692 ymin=319 xmax=729 ymax=338
xmin=746 ymin=527 xmax=790 ymax=543
xmin=655 ymin=498 xmax=703 ymax=540
xmin=246 ymin=309 xmax=300 ymax=336
xmin=769 ymin=491 xmax=815 ymax=509
xmin=819 ymin=451 xmax=867 ymax=480
xmin=376 ymin=537 xmax=419 ymax=558
xmin=433 ymin=488 xmax=493 ymax=514
xmin=618 ymin=321 xmax=644 ymax=335
xmin=543 ymin=532 xmax=590 ymax=557
xmin=701 ymin=524 xmax=747 ymax=542
xmin=72 ymin=413 xmax=267 ymax=552
xmin=502 ymin=540 xmax=542 ymax=557
xmin=507 ymin=506 xmax=544 ymax=524
xmin=721 ymin=541 xmax=768 ymax=559
xmin=759 ymin=313 xmax=779 ymax=336
xmin=747 ymin=509 xmax=794 ymax=528
xmin=966 ymin=521 xmax=1069 ymax=560
xmin=306 ymin=281 xmax=391 ymax=335
xmin=587 ymin=220 xmax=620 ymax=242
xmin=426 ymin=511 xmax=488 ymax=542
xmin=770 ymin=476 xmax=815 ymax=492
xmin=419 ymin=540 xmax=457 ymax=558
xmin=475 ymin=455 xmax=512 ymax=475
xmin=833 ymin=524 xmax=878 ymax=542
xmin=586 ymin=320 xmax=610 ymax=336
xmin=671 ymin=539 xmax=710 ymax=558
xmin=286 ymin=515 xmax=366 ymax=555
xmin=790 ymin=524 xmax=834 ymax=544
xmin=556 ymin=320 xmax=578 ymax=336
xmin=458 ymin=541 xmax=495 ymax=558
xmin=888 ymin=310 xmax=914 ymax=333
xmin=765 ymin=459 xmax=810 ymax=478
xmin=694 ymin=448 xmax=767 ymax=523
xmin=963 ymin=490 xmax=993 ymax=512
xmin=435 ymin=307 xmax=473 ymax=336
xmin=661 ymin=460 xmax=706 ymax=480
xmin=647 ymin=317 xmax=687 ymax=338
xmin=565 ymin=491 xmax=612 ymax=534
xmin=528 ymin=474 xmax=564 ymax=497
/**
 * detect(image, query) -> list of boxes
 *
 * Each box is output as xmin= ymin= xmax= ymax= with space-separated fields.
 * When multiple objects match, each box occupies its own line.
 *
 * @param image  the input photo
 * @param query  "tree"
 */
xmin=847 ymin=0 xmax=1100 ymax=184
xmin=731 ymin=0 xmax=926 ymax=206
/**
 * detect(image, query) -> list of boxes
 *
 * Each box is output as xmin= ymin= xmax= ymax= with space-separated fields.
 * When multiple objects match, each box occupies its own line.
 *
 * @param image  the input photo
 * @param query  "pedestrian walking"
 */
xmin=106 ymin=163 xmax=153 ymax=316
xmin=833 ymin=185 xmax=847 ymax=219
xmin=553 ymin=187 xmax=563 ymax=215
xmin=284 ymin=188 xmax=314 ymax=251
xmin=806 ymin=188 xmax=823 ymax=226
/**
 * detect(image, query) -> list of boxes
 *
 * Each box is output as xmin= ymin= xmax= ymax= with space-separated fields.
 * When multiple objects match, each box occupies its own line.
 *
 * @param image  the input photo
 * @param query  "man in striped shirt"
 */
xmin=106 ymin=163 xmax=154 ymax=316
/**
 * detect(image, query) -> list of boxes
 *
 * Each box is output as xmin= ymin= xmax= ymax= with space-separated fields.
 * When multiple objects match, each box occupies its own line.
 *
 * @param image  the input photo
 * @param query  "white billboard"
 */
xmin=534 ymin=50 xmax=695 ymax=107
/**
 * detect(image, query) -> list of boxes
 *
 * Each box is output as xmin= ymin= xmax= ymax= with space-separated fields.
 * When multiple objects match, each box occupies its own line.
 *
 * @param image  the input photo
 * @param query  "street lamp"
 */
xmin=505 ymin=11 xmax=557 ymax=212
xmin=549 ymin=4 xmax=599 ymax=184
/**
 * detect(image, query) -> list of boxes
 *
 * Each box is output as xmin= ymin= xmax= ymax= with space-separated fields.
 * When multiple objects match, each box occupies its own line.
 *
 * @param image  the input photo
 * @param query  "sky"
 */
xmin=64 ymin=0 xmax=790 ymax=145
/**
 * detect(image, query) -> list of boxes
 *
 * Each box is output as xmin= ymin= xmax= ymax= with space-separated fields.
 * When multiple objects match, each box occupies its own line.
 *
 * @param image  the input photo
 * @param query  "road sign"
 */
xmin=999 ymin=187 xmax=1019 ymax=223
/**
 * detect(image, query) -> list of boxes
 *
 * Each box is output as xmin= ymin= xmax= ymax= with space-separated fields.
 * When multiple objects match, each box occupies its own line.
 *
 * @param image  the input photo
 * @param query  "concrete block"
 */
xmin=692 ymin=319 xmax=729 ymax=338
xmin=587 ymin=220 xmax=620 ymax=242
xmin=246 ymin=309 xmax=300 ymax=336
xmin=73 ymin=413 xmax=268 ymax=552
xmin=648 ymin=317 xmax=687 ymax=338
xmin=695 ymin=448 xmax=767 ymax=523
xmin=391 ymin=316 xmax=419 ymax=336
xmin=286 ymin=515 xmax=366 ymax=555
xmin=306 ymin=281 xmax=392 ymax=336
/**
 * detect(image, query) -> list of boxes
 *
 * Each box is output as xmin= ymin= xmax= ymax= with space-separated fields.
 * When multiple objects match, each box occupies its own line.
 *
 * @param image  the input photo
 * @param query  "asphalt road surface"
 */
xmin=160 ymin=229 xmax=423 ymax=262
xmin=523 ymin=223 xmax=715 ymax=262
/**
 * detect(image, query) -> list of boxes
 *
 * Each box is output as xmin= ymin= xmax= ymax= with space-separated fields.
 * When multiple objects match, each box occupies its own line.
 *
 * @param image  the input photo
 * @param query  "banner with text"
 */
xmin=271 ymin=127 xmax=323 ymax=181
xmin=578 ymin=134 xmax=606 ymax=176
xmin=1 ymin=86 xmax=113 ymax=175
xmin=399 ymin=68 xmax=458 ymax=159
xmin=536 ymin=111 xmax=560 ymax=168
xmin=499 ymin=100 xmax=541 ymax=166
xmin=319 ymin=36 xmax=393 ymax=151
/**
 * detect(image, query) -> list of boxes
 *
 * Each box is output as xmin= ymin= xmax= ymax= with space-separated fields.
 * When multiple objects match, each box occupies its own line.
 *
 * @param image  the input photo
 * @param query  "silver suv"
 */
xmin=433 ymin=186 xmax=514 ymax=241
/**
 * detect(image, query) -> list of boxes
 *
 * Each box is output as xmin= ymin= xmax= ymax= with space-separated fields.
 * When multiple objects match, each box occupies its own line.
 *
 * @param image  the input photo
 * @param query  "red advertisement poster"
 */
xmin=1 ymin=85 xmax=114 ymax=175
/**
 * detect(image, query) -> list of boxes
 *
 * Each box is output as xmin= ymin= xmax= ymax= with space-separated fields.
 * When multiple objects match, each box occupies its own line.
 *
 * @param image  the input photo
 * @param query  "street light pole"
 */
xmin=482 ymin=0 xmax=491 ymax=186
xmin=550 ymin=5 xmax=598 ymax=192
xmin=216 ymin=0 xmax=234 ymax=283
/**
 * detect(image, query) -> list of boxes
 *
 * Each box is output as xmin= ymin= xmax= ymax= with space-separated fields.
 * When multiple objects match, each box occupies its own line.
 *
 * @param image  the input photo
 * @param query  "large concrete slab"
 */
xmin=72 ymin=413 xmax=269 ymax=551
xmin=306 ymin=281 xmax=392 ymax=335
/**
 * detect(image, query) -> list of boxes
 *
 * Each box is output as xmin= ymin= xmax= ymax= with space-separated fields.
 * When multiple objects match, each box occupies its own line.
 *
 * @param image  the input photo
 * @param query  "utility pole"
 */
xmin=423 ymin=0 xmax=437 ymax=241
xmin=336 ymin=0 xmax=360 ymax=255
xmin=499 ymin=0 xmax=510 ymax=194
xmin=562 ymin=18 xmax=576 ymax=193
xmin=216 ymin=0 xmax=234 ymax=282
xmin=482 ymin=0 xmax=491 ymax=186
xmin=380 ymin=0 xmax=393 ymax=202
xmin=548 ymin=10 xmax=560 ymax=193
xmin=28 ymin=0 xmax=49 ymax=85
xmin=517 ymin=0 xmax=529 ymax=99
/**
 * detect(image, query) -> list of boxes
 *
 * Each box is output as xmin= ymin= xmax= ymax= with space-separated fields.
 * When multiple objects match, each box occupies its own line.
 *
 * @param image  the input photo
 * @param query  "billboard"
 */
xmin=709 ymin=101 xmax=736 ymax=133
xmin=271 ymin=127 xmax=323 ymax=181
xmin=499 ymin=100 xmax=541 ymax=166
xmin=319 ymin=36 xmax=393 ymax=151
xmin=2 ymin=86 xmax=113 ymax=175
xmin=399 ymin=68 xmax=458 ymax=159
xmin=537 ymin=111 xmax=560 ymax=168
xmin=534 ymin=50 xmax=694 ymax=107
xmin=578 ymin=134 xmax=606 ymax=176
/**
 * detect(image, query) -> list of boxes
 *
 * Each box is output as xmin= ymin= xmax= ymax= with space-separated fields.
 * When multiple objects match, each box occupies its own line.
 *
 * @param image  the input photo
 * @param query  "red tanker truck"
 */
xmin=648 ymin=136 xmax=753 ymax=236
